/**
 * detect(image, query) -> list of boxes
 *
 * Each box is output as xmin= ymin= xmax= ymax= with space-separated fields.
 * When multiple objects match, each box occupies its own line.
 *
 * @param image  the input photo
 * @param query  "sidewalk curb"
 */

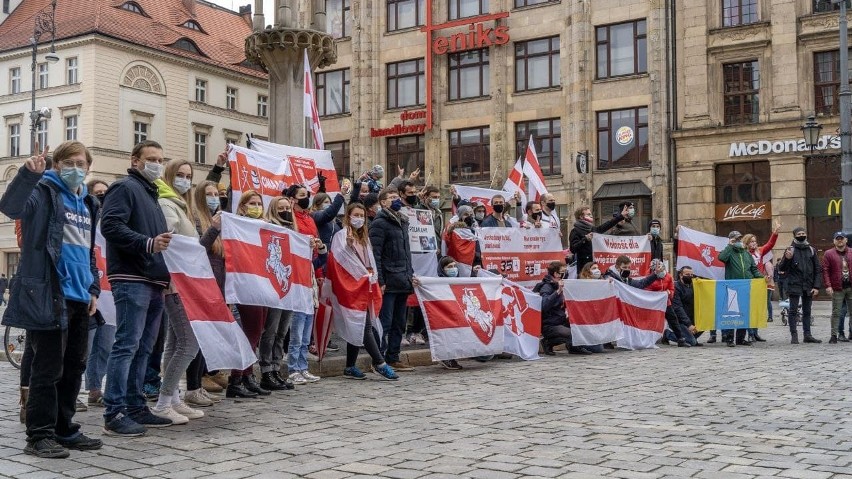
xmin=307 ymin=348 xmax=436 ymax=377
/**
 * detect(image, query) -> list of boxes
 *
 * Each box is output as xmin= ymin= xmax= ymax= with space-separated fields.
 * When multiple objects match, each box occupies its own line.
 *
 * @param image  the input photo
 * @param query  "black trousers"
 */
xmin=542 ymin=324 xmax=572 ymax=346
xmin=26 ymin=300 xmax=89 ymax=442
xmin=346 ymin=315 xmax=385 ymax=368
xmin=665 ymin=307 xmax=684 ymax=341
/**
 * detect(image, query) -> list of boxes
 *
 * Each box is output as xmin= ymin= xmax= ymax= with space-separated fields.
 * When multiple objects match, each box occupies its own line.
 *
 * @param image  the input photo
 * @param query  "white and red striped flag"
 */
xmin=228 ymin=144 xmax=292 ymax=212
xmin=161 ymin=234 xmax=256 ymax=371
xmin=93 ymin=225 xmax=115 ymax=326
xmin=324 ymin=228 xmax=383 ymax=348
xmin=502 ymin=156 xmax=527 ymax=212
xmin=250 ymin=137 xmax=340 ymax=195
xmin=221 ymin=213 xmax=314 ymax=314
xmin=676 ymin=226 xmax=728 ymax=280
xmin=303 ymin=49 xmax=324 ymax=149
xmin=442 ymin=227 xmax=479 ymax=267
xmin=563 ymin=280 xmax=622 ymax=346
xmin=522 ymin=135 xmax=548 ymax=203
xmin=451 ymin=184 xmax=506 ymax=216
xmin=499 ymin=278 xmax=541 ymax=360
xmin=415 ymin=277 xmax=504 ymax=361
xmin=612 ymin=280 xmax=668 ymax=350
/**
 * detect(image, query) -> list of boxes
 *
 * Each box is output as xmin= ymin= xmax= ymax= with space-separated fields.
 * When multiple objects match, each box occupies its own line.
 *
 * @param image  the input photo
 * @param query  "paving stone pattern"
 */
xmin=1 ymin=303 xmax=851 ymax=478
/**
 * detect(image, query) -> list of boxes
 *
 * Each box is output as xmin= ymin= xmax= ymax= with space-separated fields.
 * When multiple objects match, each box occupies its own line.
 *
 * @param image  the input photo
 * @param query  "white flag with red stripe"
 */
xmin=161 ymin=235 xmax=256 ymax=371
xmin=676 ymin=226 xmax=728 ymax=280
xmin=499 ymin=278 xmax=542 ymax=360
xmin=222 ymin=213 xmax=315 ymax=314
xmin=522 ymin=135 xmax=548 ymax=203
xmin=612 ymin=280 xmax=667 ymax=350
xmin=303 ymin=49 xmax=324 ymax=149
xmin=451 ymin=184 xmax=508 ymax=216
xmin=249 ymin=137 xmax=340 ymax=195
xmin=563 ymin=280 xmax=623 ymax=346
xmin=94 ymin=225 xmax=115 ymax=326
xmin=228 ymin=145 xmax=292 ymax=212
xmin=324 ymin=227 xmax=383 ymax=347
xmin=502 ymin=157 xmax=527 ymax=211
xmin=415 ymin=277 xmax=504 ymax=361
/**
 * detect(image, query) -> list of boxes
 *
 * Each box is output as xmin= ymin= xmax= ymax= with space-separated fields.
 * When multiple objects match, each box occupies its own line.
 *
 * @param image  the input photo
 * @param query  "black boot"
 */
xmin=803 ymin=334 xmax=822 ymax=344
xmin=677 ymin=338 xmax=691 ymax=347
xmin=707 ymin=335 xmax=717 ymax=344
xmin=243 ymin=375 xmax=271 ymax=395
xmin=541 ymin=338 xmax=555 ymax=356
xmin=751 ymin=332 xmax=766 ymax=342
xmin=273 ymin=371 xmax=295 ymax=390
xmin=225 ymin=375 xmax=258 ymax=398
xmin=840 ymin=332 xmax=850 ymax=342
xmin=790 ymin=331 xmax=799 ymax=344
xmin=260 ymin=372 xmax=289 ymax=391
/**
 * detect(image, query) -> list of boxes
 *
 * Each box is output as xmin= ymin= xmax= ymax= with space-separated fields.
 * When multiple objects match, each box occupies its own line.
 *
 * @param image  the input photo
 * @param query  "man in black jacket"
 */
xmin=569 ymin=204 xmax=628 ymax=270
xmin=534 ymin=262 xmax=591 ymax=355
xmin=670 ymin=266 xmax=703 ymax=346
xmin=778 ymin=227 xmax=823 ymax=344
xmin=101 ymin=141 xmax=174 ymax=436
xmin=648 ymin=219 xmax=663 ymax=261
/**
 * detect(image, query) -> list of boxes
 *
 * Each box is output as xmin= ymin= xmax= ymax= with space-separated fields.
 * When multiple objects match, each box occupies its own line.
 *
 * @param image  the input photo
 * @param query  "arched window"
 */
xmin=119 ymin=1 xmax=147 ymax=16
xmin=122 ymin=64 xmax=164 ymax=94
xmin=170 ymin=38 xmax=206 ymax=57
xmin=182 ymin=20 xmax=204 ymax=32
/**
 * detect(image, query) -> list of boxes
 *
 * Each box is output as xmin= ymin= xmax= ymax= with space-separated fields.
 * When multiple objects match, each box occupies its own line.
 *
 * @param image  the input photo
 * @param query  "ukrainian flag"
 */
xmin=694 ymin=279 xmax=768 ymax=331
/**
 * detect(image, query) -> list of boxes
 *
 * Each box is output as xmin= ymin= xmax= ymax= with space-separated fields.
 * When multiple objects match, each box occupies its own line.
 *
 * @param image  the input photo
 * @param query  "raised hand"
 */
xmin=25 ymin=143 xmax=48 ymax=174
xmin=773 ymin=220 xmax=782 ymax=234
xmin=216 ymin=148 xmax=228 ymax=167
xmin=409 ymin=167 xmax=420 ymax=181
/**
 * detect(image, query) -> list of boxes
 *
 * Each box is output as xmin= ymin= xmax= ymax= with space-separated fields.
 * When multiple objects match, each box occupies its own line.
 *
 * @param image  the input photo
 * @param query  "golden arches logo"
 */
xmin=828 ymin=199 xmax=843 ymax=216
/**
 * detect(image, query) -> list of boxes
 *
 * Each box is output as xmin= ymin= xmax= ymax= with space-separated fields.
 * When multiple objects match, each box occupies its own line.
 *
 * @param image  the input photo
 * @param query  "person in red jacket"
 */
xmin=742 ymin=220 xmax=781 ymax=341
xmin=822 ymin=231 xmax=852 ymax=343
xmin=645 ymin=259 xmax=689 ymax=347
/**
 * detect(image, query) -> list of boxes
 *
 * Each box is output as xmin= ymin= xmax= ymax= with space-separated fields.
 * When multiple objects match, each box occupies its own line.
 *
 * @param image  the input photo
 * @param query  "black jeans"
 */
xmin=346 ymin=315 xmax=385 ymax=368
xmin=26 ymin=300 xmax=89 ymax=442
xmin=788 ymin=293 xmax=814 ymax=335
xmin=721 ymin=329 xmax=747 ymax=343
xmin=186 ymin=351 xmax=206 ymax=391
xmin=20 ymin=338 xmax=34 ymax=387
xmin=542 ymin=324 xmax=572 ymax=346
xmin=665 ymin=307 xmax=684 ymax=341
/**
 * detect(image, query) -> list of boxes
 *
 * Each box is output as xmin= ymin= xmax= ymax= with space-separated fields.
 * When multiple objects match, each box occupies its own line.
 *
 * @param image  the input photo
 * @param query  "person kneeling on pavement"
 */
xmin=644 ymin=259 xmax=690 ymax=347
xmin=666 ymin=266 xmax=703 ymax=346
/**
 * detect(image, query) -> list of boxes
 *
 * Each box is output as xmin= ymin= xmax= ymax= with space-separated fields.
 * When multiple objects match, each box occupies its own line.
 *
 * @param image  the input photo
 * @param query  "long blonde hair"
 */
xmin=264 ymin=196 xmax=298 ymax=232
xmin=237 ymin=190 xmax=262 ymax=216
xmin=344 ymin=203 xmax=369 ymax=246
xmin=193 ymin=180 xmax=223 ymax=256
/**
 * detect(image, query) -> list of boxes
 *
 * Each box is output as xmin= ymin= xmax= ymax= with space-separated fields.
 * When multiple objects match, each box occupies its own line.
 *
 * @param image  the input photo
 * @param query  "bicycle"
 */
xmin=4 ymin=325 xmax=25 ymax=369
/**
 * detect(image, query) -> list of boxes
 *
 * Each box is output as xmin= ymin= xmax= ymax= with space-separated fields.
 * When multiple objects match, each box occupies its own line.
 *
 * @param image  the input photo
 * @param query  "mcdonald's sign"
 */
xmin=828 ymin=198 xmax=843 ymax=216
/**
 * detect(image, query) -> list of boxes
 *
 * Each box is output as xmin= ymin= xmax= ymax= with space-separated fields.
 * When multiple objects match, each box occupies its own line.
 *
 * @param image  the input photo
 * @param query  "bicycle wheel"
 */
xmin=4 ymin=325 xmax=25 ymax=369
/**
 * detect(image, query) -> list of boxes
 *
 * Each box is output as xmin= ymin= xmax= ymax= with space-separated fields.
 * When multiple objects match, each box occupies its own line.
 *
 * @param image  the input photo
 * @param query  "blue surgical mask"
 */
xmin=734 ymin=241 xmax=744 ymax=249
xmin=173 ymin=177 xmax=191 ymax=195
xmin=430 ymin=198 xmax=440 ymax=209
xmin=650 ymin=227 xmax=661 ymax=236
xmin=391 ymin=198 xmax=403 ymax=211
xmin=60 ymin=167 xmax=86 ymax=191
xmin=445 ymin=267 xmax=459 ymax=277
xmin=206 ymin=196 xmax=220 ymax=213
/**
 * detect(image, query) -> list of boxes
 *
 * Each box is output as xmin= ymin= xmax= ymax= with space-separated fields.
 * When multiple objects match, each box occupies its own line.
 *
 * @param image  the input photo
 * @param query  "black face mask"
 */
xmin=545 ymin=201 xmax=556 ymax=211
xmin=492 ymin=204 xmax=504 ymax=214
xmin=279 ymin=211 xmax=293 ymax=223
xmin=682 ymin=276 xmax=693 ymax=285
xmin=620 ymin=269 xmax=631 ymax=279
xmin=297 ymin=197 xmax=311 ymax=210
xmin=531 ymin=212 xmax=542 ymax=221
xmin=463 ymin=216 xmax=474 ymax=227
xmin=95 ymin=193 xmax=105 ymax=203
xmin=796 ymin=235 xmax=807 ymax=243
xmin=405 ymin=195 xmax=418 ymax=206
xmin=219 ymin=196 xmax=229 ymax=211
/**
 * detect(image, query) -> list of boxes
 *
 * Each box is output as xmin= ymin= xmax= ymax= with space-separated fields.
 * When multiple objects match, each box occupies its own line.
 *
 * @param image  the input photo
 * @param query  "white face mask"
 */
xmin=141 ymin=162 xmax=163 ymax=182
xmin=173 ymin=177 xmax=191 ymax=194
xmin=350 ymin=217 xmax=365 ymax=229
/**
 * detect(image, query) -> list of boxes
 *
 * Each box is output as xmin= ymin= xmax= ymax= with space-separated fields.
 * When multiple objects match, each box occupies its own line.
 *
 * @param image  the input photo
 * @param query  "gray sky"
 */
xmin=208 ymin=0 xmax=276 ymax=19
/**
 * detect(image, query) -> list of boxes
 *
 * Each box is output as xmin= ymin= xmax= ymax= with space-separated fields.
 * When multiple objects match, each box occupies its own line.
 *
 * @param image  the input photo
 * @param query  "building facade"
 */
xmin=0 ymin=0 xmax=269 ymax=276
xmin=674 ymin=0 xmax=846 ymax=254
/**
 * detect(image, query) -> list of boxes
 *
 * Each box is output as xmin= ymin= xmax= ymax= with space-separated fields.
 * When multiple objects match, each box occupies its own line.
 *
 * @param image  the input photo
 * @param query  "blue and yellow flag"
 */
xmin=693 ymin=279 xmax=768 ymax=331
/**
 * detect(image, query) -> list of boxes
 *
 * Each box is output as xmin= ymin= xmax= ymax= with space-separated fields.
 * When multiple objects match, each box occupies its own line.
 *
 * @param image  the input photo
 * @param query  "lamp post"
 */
xmin=29 ymin=0 xmax=58 ymax=155
xmin=837 ymin=0 xmax=852 ymax=234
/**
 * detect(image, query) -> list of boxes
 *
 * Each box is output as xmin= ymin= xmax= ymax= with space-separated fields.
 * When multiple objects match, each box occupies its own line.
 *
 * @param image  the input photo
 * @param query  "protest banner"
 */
xmin=478 ymin=227 xmax=563 ymax=287
xmin=592 ymin=234 xmax=651 ymax=277
xmin=402 ymin=207 xmax=439 ymax=276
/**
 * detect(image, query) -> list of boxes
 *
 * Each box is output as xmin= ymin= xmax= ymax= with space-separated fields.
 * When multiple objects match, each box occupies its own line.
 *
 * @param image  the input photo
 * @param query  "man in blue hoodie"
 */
xmin=0 ymin=141 xmax=101 ymax=458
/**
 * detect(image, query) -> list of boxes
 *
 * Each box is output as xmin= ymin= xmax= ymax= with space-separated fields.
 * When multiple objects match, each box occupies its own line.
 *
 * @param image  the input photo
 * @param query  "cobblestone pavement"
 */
xmin=1 ymin=302 xmax=851 ymax=479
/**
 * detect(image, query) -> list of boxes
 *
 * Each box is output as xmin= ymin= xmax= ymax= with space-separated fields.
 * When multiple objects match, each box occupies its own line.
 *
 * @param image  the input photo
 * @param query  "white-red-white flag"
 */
xmin=161 ymin=234 xmax=256 ymax=370
xmin=228 ymin=145 xmax=292 ymax=212
xmin=502 ymin=156 xmax=527 ymax=212
xmin=94 ymin=225 xmax=115 ymax=326
xmin=221 ymin=213 xmax=315 ymax=314
xmin=415 ymin=277 xmax=504 ymax=361
xmin=563 ymin=280 xmax=623 ymax=346
xmin=499 ymin=278 xmax=541 ymax=360
xmin=442 ymin=228 xmax=479 ymax=267
xmin=451 ymin=184 xmax=507 ymax=216
xmin=522 ymin=135 xmax=548 ymax=203
xmin=324 ymin=227 xmax=383 ymax=347
xmin=304 ymin=49 xmax=324 ymax=149
xmin=612 ymin=280 xmax=667 ymax=350
xmin=676 ymin=226 xmax=728 ymax=280
xmin=249 ymin=137 xmax=340 ymax=195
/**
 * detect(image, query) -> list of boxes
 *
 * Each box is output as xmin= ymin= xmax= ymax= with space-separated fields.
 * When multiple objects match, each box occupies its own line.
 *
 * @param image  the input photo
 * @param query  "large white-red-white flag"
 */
xmin=222 ymin=213 xmax=315 ymax=314
xmin=303 ymin=49 xmax=324 ymax=149
xmin=451 ymin=184 xmax=507 ymax=216
xmin=415 ymin=277 xmax=504 ymax=361
xmin=502 ymin=156 xmax=527 ymax=212
xmin=93 ymin=225 xmax=115 ymax=326
xmin=522 ymin=135 xmax=548 ymax=203
xmin=563 ymin=280 xmax=623 ymax=346
xmin=324 ymin=227 xmax=383 ymax=347
xmin=612 ymin=280 xmax=667 ymax=350
xmin=499 ymin=278 xmax=542 ymax=360
xmin=249 ymin=137 xmax=340 ymax=195
xmin=676 ymin=226 xmax=728 ymax=280
xmin=228 ymin=145 xmax=292 ymax=212
xmin=161 ymin=235 xmax=256 ymax=370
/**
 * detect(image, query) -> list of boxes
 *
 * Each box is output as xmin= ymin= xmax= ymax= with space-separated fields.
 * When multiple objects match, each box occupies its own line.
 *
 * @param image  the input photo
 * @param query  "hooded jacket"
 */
xmin=155 ymin=179 xmax=198 ymax=238
xmin=778 ymin=241 xmax=821 ymax=295
xmin=718 ymin=244 xmax=763 ymax=280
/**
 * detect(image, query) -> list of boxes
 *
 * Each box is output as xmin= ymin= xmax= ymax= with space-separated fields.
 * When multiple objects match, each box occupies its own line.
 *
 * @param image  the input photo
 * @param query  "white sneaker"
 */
xmin=172 ymin=401 xmax=204 ymax=419
xmin=150 ymin=406 xmax=189 ymax=425
xmin=301 ymin=370 xmax=321 ymax=383
xmin=184 ymin=389 xmax=214 ymax=408
xmin=201 ymin=388 xmax=221 ymax=403
xmin=289 ymin=372 xmax=307 ymax=385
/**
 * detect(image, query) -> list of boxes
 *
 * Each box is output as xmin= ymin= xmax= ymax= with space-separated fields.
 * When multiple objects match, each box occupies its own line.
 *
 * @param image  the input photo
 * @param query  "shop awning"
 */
xmin=593 ymin=181 xmax=652 ymax=200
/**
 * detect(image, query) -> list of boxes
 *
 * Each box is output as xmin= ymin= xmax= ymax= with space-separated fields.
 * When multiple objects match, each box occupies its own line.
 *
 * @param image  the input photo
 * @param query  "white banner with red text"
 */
xmin=249 ymin=137 xmax=340 ymax=194
xmin=592 ymin=234 xmax=651 ymax=277
xmin=477 ymin=227 xmax=563 ymax=287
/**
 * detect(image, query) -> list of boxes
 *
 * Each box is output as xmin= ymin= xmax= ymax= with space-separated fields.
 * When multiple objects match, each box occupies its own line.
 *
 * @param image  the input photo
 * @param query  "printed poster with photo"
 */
xmin=402 ymin=208 xmax=439 ymax=276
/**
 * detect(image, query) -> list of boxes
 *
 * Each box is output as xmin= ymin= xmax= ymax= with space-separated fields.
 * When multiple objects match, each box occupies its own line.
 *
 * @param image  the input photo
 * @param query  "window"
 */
xmin=182 ymin=20 xmax=203 ymax=31
xmin=515 ymin=36 xmax=560 ymax=92
xmin=449 ymin=49 xmax=489 ymax=100
xmin=194 ymin=132 xmax=207 ymax=164
xmin=814 ymin=50 xmax=852 ymax=116
xmin=723 ymin=60 xmax=759 ymax=125
xmin=326 ymin=140 xmax=351 ymax=179
xmin=65 ymin=115 xmax=78 ymax=141
xmin=133 ymin=121 xmax=148 ymax=145
xmin=257 ymin=95 xmax=268 ymax=117
xmin=449 ymin=126 xmax=490 ymax=182
xmin=514 ymin=0 xmax=556 ymax=7
xmin=6 ymin=252 xmax=20 ymax=278
xmin=226 ymin=87 xmax=238 ymax=110
xmin=814 ymin=0 xmax=852 ymax=13
xmin=9 ymin=67 xmax=20 ymax=94
xmin=171 ymin=38 xmax=205 ymax=56
xmin=516 ymin=119 xmax=561 ymax=176
xmin=387 ymin=0 xmax=425 ymax=31
xmin=597 ymin=107 xmax=649 ymax=169
xmin=120 ymin=1 xmax=147 ymax=15
xmin=805 ymin=155 xmax=842 ymax=251
xmin=387 ymin=59 xmax=426 ymax=109
xmin=3 ymin=0 xmax=9 ymax=14
xmin=195 ymin=79 xmax=207 ymax=103
xmin=449 ymin=0 xmax=488 ymax=20
xmin=66 ymin=57 xmax=78 ymax=85
xmin=715 ymin=161 xmax=771 ymax=239
xmin=723 ymin=0 xmax=758 ymax=27
xmin=36 ymin=119 xmax=48 ymax=149
xmin=316 ymin=69 xmax=350 ymax=116
xmin=387 ymin=135 xmax=425 ymax=182
xmin=595 ymin=197 xmax=651 ymax=235
xmin=8 ymin=124 xmax=20 ymax=157
xmin=326 ymin=0 xmax=351 ymax=38
xmin=596 ymin=20 xmax=647 ymax=79
xmin=38 ymin=63 xmax=48 ymax=89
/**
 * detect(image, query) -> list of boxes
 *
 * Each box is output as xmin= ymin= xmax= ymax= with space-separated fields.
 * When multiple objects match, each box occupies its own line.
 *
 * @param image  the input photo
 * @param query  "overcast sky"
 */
xmin=209 ymin=0 xmax=276 ymax=21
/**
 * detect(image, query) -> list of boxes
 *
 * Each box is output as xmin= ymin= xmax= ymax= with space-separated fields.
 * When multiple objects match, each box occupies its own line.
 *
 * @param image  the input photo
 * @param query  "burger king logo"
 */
xmin=615 ymin=126 xmax=634 ymax=146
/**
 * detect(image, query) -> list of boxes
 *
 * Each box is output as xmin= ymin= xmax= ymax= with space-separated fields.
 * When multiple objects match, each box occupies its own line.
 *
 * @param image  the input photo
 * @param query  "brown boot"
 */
xmin=201 ymin=375 xmax=223 ymax=393
xmin=19 ymin=386 xmax=28 ymax=424
xmin=212 ymin=371 xmax=229 ymax=389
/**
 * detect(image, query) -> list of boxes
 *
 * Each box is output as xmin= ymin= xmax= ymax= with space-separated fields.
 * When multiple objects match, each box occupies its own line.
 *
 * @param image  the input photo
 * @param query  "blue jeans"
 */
xmin=287 ymin=311 xmax=313 ymax=373
xmin=103 ymin=282 xmax=165 ymax=419
xmin=840 ymin=301 xmax=848 ymax=333
xmin=378 ymin=292 xmax=409 ymax=363
xmin=85 ymin=323 xmax=116 ymax=391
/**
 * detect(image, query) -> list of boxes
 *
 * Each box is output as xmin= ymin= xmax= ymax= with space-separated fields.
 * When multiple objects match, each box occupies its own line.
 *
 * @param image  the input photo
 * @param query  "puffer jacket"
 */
xmin=369 ymin=208 xmax=413 ymax=293
xmin=533 ymin=274 xmax=568 ymax=328
xmin=779 ymin=242 xmax=821 ymax=295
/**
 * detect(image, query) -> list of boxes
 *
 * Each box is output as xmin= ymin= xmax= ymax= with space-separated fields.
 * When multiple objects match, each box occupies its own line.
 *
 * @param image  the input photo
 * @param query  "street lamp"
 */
xmin=801 ymin=115 xmax=823 ymax=153
xmin=29 ymin=0 xmax=57 ymax=155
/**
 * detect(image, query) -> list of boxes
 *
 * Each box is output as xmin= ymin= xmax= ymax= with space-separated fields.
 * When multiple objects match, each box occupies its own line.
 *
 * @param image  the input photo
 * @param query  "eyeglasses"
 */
xmin=59 ymin=159 xmax=87 ymax=169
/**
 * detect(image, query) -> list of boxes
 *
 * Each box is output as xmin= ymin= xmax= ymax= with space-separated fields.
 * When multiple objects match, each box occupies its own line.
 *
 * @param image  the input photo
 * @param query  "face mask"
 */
xmin=60 ymin=167 xmax=86 ymax=191
xmin=545 ymin=201 xmax=556 ymax=211
xmin=591 ymin=269 xmax=601 ymax=279
xmin=734 ymin=241 xmax=744 ymax=249
xmin=656 ymin=270 xmax=666 ymax=279
xmin=280 ymin=211 xmax=293 ymax=223
xmin=583 ymin=215 xmax=593 ymax=223
xmin=350 ymin=217 xmax=365 ymax=229
xmin=320 ymin=202 xmax=331 ymax=211
xmin=141 ymin=162 xmax=162 ymax=182
xmin=390 ymin=198 xmax=403 ymax=211
xmin=405 ymin=195 xmax=417 ymax=206
xmin=95 ymin=193 xmax=105 ymax=203
xmin=475 ymin=213 xmax=485 ymax=221
xmin=205 ymin=196 xmax=220 ymax=213
xmin=463 ymin=216 xmax=474 ymax=226
xmin=628 ymin=208 xmax=636 ymax=218
xmin=796 ymin=236 xmax=807 ymax=243
xmin=297 ymin=197 xmax=311 ymax=210
xmin=445 ymin=267 xmax=459 ymax=277
xmin=531 ymin=212 xmax=542 ymax=221
xmin=246 ymin=206 xmax=263 ymax=218
xmin=429 ymin=198 xmax=440 ymax=209
xmin=620 ymin=269 xmax=631 ymax=279
xmin=650 ymin=227 xmax=661 ymax=236
xmin=492 ymin=204 xmax=504 ymax=214
xmin=682 ymin=276 xmax=693 ymax=284
xmin=173 ymin=177 xmax=191 ymax=195
xmin=219 ymin=196 xmax=229 ymax=211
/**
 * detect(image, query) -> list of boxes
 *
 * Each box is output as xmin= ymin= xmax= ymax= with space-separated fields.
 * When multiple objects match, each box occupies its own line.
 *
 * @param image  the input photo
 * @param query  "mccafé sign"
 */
xmin=729 ymin=135 xmax=840 ymax=157
xmin=715 ymin=202 xmax=772 ymax=222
